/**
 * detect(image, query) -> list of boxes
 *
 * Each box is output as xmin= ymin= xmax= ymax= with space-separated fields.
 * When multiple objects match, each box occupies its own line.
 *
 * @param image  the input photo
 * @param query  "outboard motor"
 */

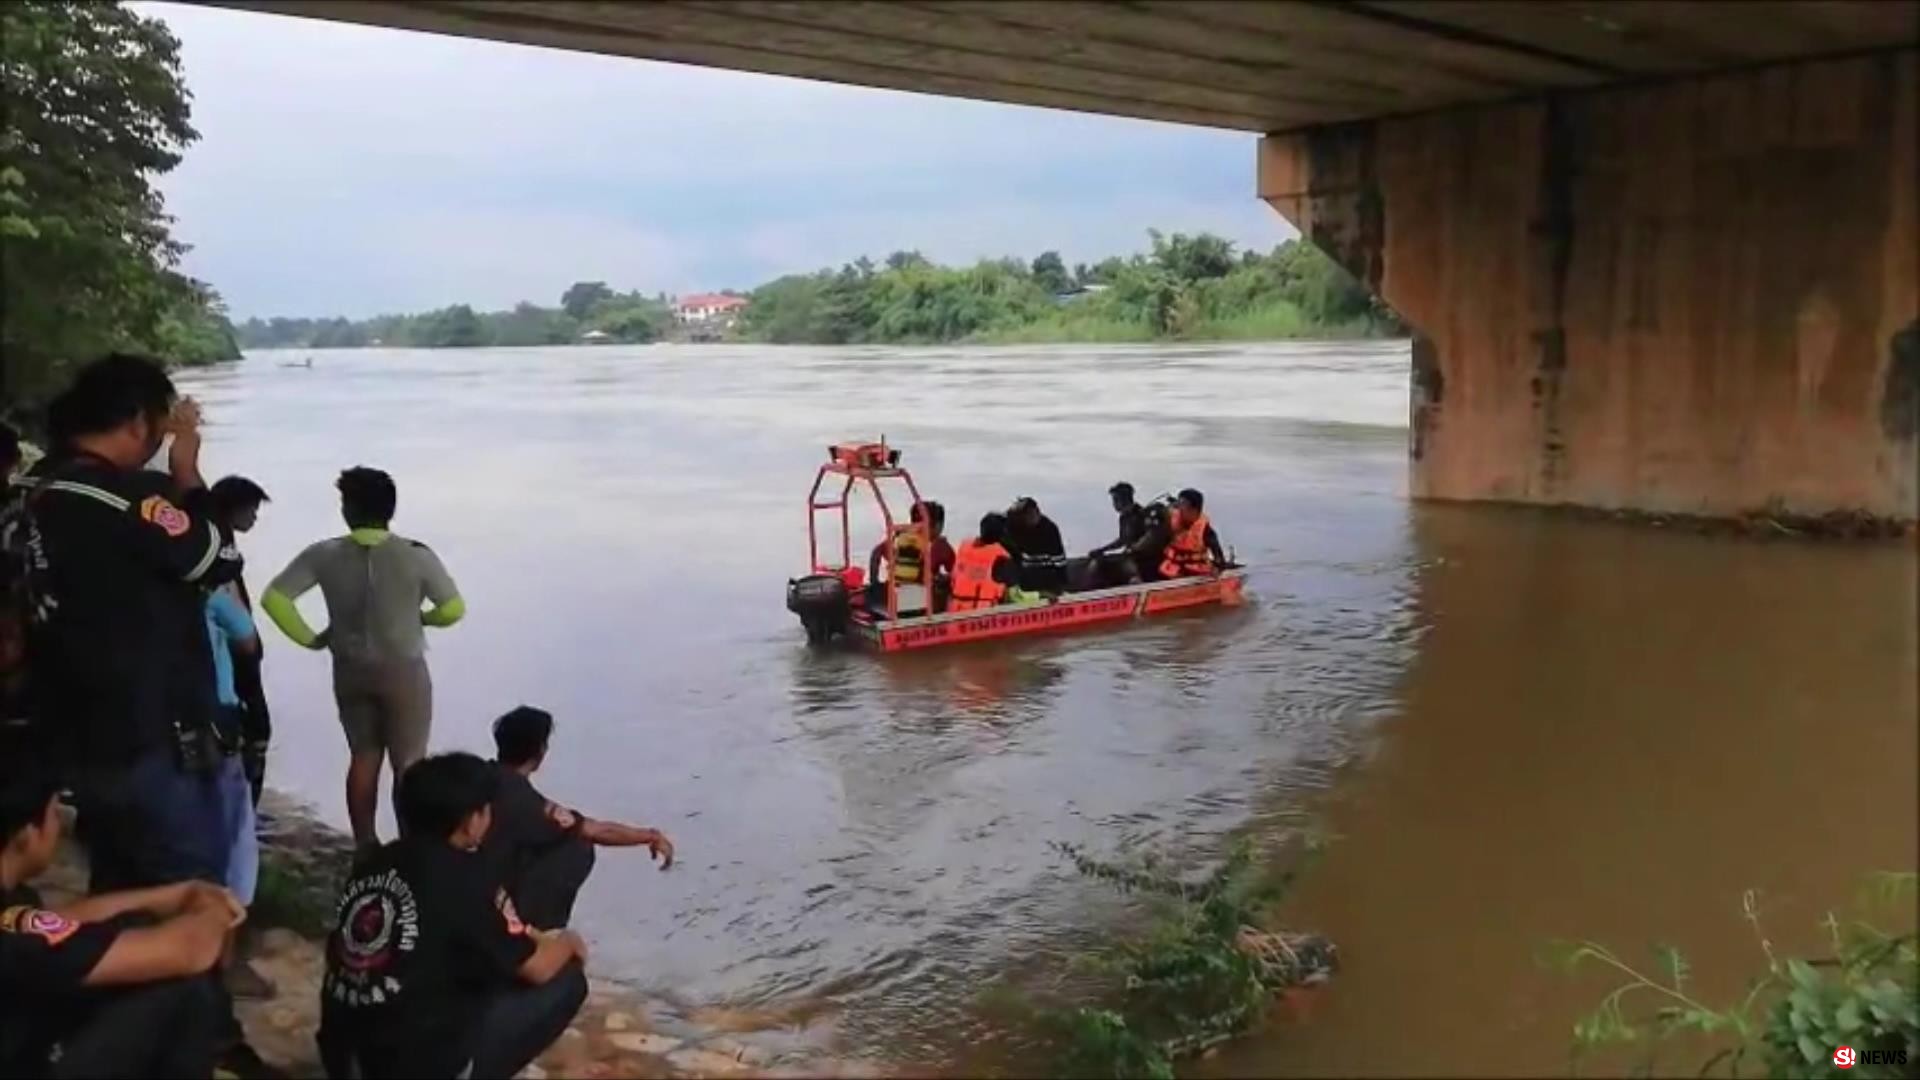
xmin=786 ymin=573 xmax=851 ymax=645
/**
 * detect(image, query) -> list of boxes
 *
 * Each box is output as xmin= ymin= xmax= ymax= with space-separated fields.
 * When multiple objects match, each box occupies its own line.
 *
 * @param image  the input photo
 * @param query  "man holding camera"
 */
xmin=17 ymin=354 xmax=244 ymax=892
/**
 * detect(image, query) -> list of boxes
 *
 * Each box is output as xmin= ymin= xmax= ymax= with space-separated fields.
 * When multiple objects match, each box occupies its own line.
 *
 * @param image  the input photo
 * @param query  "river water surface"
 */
xmin=180 ymin=343 xmax=1916 ymax=1075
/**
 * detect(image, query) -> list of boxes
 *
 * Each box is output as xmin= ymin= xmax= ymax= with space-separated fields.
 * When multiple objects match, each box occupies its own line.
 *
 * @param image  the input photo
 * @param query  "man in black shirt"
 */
xmin=1004 ymin=496 xmax=1069 ymax=593
xmin=1088 ymin=482 xmax=1149 ymax=586
xmin=1 ymin=750 xmax=241 ymax=1078
xmin=320 ymin=752 xmax=588 ymax=1079
xmin=484 ymin=706 xmax=674 ymax=929
xmin=19 ymin=355 xmax=243 ymax=892
xmin=210 ymin=475 xmax=273 ymax=805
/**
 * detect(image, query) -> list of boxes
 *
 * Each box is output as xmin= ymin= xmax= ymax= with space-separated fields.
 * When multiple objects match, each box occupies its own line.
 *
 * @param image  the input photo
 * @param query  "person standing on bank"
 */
xmin=16 ymin=354 xmax=243 ymax=892
xmin=484 ymin=706 xmax=674 ymax=929
xmin=209 ymin=475 xmax=273 ymax=805
xmin=262 ymin=468 xmax=465 ymax=849
xmin=318 ymin=752 xmax=588 ymax=1080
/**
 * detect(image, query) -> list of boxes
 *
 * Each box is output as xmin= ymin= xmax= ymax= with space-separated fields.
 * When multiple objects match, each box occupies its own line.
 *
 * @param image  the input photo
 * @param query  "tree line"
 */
xmin=241 ymin=232 xmax=1401 ymax=352
xmin=2 ymin=1 xmax=241 ymax=415
xmin=741 ymin=232 xmax=1401 ymax=345
xmin=235 ymin=284 xmax=676 ymax=350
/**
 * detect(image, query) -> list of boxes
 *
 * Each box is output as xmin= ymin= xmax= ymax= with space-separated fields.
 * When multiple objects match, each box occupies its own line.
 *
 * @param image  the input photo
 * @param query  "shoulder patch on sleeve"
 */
xmin=0 ymin=905 xmax=80 ymax=946
xmin=138 ymin=495 xmax=192 ymax=538
xmin=495 ymin=891 xmax=530 ymax=937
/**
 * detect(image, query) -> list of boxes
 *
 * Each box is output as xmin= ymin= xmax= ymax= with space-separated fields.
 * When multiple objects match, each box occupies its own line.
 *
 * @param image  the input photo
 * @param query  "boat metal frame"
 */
xmin=806 ymin=439 xmax=928 ymax=622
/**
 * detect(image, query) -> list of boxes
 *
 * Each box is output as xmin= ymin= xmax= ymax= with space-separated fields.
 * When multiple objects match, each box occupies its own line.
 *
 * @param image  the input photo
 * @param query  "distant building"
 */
xmin=580 ymin=329 xmax=612 ymax=344
xmin=674 ymin=293 xmax=749 ymax=325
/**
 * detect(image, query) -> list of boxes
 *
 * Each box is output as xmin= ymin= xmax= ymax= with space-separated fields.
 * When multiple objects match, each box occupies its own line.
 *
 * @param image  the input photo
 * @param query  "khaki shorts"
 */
xmin=332 ymin=656 xmax=432 ymax=762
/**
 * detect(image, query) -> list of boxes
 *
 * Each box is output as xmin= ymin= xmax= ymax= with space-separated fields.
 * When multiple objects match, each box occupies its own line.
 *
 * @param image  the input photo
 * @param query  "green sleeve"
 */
xmin=421 ymin=595 xmax=466 ymax=628
xmin=261 ymin=588 xmax=320 ymax=649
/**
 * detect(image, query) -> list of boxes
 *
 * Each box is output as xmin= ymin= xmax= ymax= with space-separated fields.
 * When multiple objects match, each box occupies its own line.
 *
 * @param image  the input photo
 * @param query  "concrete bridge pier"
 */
xmin=1260 ymin=50 xmax=1918 ymax=524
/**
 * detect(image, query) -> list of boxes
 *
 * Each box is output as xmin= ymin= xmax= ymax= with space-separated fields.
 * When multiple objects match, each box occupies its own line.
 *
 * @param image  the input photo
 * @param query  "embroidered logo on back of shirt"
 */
xmin=327 ymin=869 xmax=419 ymax=1007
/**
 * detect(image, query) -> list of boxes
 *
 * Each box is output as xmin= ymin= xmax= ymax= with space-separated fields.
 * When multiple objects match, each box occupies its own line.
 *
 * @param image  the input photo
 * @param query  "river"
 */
xmin=178 ymin=342 xmax=1917 ymax=1075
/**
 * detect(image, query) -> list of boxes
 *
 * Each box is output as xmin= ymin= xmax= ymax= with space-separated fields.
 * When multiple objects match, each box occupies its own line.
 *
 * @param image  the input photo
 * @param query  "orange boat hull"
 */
xmin=852 ymin=570 xmax=1247 ymax=652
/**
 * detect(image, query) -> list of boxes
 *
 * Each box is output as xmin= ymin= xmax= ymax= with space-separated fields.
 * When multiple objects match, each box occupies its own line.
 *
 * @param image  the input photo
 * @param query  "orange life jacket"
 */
xmin=1160 ymin=512 xmax=1215 ymax=578
xmin=950 ymin=539 xmax=1009 ymax=611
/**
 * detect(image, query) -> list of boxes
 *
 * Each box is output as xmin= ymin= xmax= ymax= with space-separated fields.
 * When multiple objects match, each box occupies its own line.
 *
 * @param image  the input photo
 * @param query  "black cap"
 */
xmin=1109 ymin=482 xmax=1134 ymax=498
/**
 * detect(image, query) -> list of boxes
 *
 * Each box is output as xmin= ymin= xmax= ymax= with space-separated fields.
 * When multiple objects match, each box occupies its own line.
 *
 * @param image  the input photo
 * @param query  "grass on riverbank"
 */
xmin=967 ymin=300 xmax=1393 ymax=346
xmin=971 ymin=315 xmax=1157 ymax=345
xmin=251 ymin=858 xmax=336 ymax=938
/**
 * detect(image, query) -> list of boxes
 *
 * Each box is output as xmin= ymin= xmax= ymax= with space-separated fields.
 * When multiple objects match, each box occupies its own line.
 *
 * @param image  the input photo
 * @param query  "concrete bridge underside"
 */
xmin=219 ymin=2 xmax=1920 ymax=521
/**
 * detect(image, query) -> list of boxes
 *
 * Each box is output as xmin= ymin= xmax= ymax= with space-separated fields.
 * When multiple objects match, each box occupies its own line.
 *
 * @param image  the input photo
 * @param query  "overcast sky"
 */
xmin=144 ymin=3 xmax=1292 ymax=320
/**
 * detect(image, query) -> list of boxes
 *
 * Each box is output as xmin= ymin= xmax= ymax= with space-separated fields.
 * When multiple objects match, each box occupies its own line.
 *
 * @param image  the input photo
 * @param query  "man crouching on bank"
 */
xmin=318 ymin=752 xmax=586 ymax=1079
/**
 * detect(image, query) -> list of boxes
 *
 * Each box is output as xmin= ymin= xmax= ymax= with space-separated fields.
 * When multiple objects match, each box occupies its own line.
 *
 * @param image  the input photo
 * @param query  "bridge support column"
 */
xmin=1260 ymin=50 xmax=1917 ymax=523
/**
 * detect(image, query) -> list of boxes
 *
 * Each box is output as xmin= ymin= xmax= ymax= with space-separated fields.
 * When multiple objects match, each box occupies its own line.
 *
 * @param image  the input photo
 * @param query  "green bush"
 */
xmin=985 ymin=838 xmax=1332 ymax=1078
xmin=1552 ymin=873 xmax=1918 ymax=1078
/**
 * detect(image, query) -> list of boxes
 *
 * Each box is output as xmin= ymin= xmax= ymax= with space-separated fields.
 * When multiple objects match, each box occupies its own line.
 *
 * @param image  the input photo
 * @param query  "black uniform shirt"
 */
xmin=1005 ymin=514 xmax=1068 ymax=591
xmin=0 ymin=884 xmax=123 ymax=1073
xmin=483 ymin=768 xmax=583 ymax=886
xmin=320 ymin=838 xmax=538 ymax=1077
xmin=18 ymin=454 xmax=241 ymax=764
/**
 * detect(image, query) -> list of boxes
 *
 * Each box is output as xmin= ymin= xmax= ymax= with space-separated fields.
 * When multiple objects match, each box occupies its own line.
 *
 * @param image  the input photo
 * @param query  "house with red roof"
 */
xmin=674 ymin=293 xmax=749 ymax=325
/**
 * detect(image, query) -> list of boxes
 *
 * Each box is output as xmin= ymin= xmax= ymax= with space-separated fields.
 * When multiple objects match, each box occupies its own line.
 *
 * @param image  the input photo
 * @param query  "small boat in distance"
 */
xmin=785 ymin=440 xmax=1246 ymax=652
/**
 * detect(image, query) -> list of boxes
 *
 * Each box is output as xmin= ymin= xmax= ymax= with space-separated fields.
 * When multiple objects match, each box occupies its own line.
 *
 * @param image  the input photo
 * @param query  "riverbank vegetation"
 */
xmin=744 ymin=232 xmax=1400 ymax=346
xmin=234 ymin=231 xmax=1403 ymax=353
xmin=1 ymin=1 xmax=241 ymax=417
xmin=984 ymin=838 xmax=1335 ymax=1078
xmin=1553 ymin=873 xmax=1917 ymax=1078
xmin=235 ymin=284 xmax=677 ymax=350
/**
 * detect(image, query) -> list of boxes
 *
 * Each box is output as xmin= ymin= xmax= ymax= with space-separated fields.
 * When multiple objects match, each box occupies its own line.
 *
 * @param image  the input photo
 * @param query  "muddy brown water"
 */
xmin=180 ymin=343 xmax=1916 ymax=1075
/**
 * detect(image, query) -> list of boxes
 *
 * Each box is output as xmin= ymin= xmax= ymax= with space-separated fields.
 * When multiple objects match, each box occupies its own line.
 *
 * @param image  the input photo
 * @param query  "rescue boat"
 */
xmin=785 ymin=440 xmax=1247 ymax=652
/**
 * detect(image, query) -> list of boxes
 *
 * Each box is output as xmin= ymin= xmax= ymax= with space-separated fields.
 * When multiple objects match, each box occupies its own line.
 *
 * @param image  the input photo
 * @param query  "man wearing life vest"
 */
xmin=867 ymin=502 xmax=954 ymax=612
xmin=950 ymin=512 xmax=1016 ymax=612
xmin=1159 ymin=488 xmax=1226 ymax=579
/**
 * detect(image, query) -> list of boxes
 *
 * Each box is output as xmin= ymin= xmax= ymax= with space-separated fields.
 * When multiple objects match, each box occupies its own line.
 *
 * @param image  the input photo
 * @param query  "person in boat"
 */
xmin=1155 ymin=488 xmax=1227 ymax=579
xmin=950 ymin=512 xmax=1020 ymax=612
xmin=1087 ymin=482 xmax=1149 ymax=587
xmin=483 ymin=706 xmax=674 ymax=930
xmin=865 ymin=501 xmax=953 ymax=614
xmin=1003 ymin=497 xmax=1068 ymax=593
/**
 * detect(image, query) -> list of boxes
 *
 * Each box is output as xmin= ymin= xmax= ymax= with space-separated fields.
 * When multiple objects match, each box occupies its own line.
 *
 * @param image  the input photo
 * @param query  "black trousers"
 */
xmin=467 ymin=962 xmax=588 ymax=1079
xmin=319 ymin=963 xmax=587 ymax=1080
xmin=69 ymin=751 xmax=248 ymax=1057
xmin=232 ymin=647 xmax=271 ymax=806
xmin=45 ymin=975 xmax=222 ymax=1079
xmin=70 ymin=749 xmax=228 ymax=893
xmin=511 ymin=839 xmax=596 ymax=930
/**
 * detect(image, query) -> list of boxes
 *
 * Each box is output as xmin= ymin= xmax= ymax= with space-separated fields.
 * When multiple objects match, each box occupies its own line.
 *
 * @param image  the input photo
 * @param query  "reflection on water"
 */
xmin=180 ymin=343 xmax=1914 ymax=1074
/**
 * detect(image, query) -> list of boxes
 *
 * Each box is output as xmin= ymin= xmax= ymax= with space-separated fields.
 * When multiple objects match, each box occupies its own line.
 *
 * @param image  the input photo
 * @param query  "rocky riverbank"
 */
xmin=42 ymin=794 xmax=875 ymax=1079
